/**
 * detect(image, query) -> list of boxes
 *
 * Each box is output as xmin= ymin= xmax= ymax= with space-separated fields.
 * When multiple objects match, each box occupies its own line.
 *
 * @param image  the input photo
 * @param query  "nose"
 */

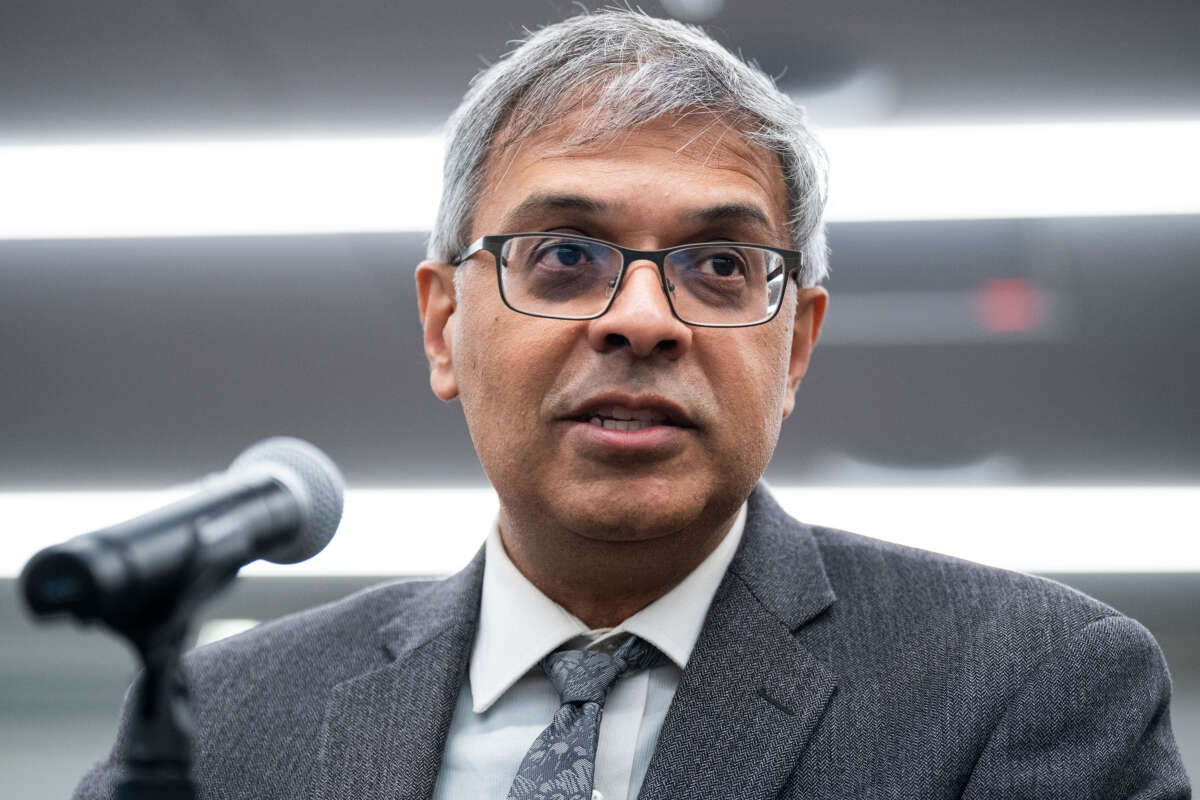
xmin=586 ymin=260 xmax=693 ymax=359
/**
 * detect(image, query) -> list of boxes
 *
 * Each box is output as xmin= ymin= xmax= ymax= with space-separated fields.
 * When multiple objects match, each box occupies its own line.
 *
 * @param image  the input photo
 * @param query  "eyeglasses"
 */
xmin=452 ymin=232 xmax=803 ymax=328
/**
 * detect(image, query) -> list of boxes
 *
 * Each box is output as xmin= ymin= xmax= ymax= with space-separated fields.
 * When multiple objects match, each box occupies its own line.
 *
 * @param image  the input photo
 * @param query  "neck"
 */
xmin=497 ymin=505 xmax=740 ymax=629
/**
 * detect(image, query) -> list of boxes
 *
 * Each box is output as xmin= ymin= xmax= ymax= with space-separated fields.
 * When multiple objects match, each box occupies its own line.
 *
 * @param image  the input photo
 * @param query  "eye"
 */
xmin=533 ymin=240 xmax=597 ymax=269
xmin=696 ymin=251 xmax=747 ymax=278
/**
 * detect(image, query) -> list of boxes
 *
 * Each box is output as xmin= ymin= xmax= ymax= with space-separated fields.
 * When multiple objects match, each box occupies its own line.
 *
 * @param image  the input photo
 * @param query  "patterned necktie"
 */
xmin=506 ymin=634 xmax=664 ymax=800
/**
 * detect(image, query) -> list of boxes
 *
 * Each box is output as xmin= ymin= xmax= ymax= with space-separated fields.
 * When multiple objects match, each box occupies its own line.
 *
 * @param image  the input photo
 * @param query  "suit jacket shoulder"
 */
xmin=701 ymin=487 xmax=1191 ymax=800
xmin=808 ymin=522 xmax=1122 ymax=665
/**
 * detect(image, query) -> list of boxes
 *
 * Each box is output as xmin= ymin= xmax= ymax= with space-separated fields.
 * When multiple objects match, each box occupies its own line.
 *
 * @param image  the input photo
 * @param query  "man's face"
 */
xmin=417 ymin=112 xmax=826 ymax=543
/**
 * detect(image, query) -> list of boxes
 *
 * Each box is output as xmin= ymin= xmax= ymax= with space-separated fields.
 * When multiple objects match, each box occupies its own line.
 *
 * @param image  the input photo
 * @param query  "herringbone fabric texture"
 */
xmin=506 ymin=636 xmax=663 ymax=800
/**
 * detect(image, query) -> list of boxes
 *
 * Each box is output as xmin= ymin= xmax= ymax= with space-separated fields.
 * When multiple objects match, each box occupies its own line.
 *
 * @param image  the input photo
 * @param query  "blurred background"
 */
xmin=1 ymin=0 xmax=1197 ymax=794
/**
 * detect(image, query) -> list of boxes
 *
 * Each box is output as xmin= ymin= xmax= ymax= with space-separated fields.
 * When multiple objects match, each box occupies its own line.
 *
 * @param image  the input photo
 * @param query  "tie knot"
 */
xmin=541 ymin=635 xmax=663 ymax=705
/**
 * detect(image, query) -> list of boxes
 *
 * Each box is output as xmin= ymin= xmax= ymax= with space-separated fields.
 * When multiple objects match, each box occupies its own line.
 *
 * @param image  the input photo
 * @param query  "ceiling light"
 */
xmin=3 ymin=486 xmax=1196 ymax=577
xmin=0 ymin=136 xmax=443 ymax=239
xmin=0 ymin=121 xmax=1197 ymax=240
xmin=822 ymin=120 xmax=1200 ymax=222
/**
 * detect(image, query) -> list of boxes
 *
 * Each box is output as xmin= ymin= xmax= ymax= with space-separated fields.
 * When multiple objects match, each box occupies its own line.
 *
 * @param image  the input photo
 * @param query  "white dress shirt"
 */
xmin=432 ymin=503 xmax=747 ymax=800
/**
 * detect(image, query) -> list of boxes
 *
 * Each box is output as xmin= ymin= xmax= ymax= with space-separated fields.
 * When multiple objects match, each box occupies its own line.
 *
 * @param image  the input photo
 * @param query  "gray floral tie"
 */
xmin=506 ymin=634 xmax=664 ymax=800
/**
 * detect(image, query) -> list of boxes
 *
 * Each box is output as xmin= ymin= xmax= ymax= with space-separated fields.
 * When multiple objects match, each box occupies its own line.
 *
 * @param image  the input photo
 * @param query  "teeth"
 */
xmin=588 ymin=416 xmax=656 ymax=431
xmin=594 ymin=405 xmax=668 ymax=424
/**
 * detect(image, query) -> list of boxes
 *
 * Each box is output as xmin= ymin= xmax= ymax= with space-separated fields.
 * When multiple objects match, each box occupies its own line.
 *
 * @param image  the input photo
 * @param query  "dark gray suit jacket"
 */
xmin=76 ymin=485 xmax=1190 ymax=799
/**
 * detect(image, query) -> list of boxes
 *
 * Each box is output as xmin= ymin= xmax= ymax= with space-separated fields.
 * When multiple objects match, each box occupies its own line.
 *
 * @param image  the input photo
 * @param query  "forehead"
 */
xmin=473 ymin=110 xmax=791 ymax=246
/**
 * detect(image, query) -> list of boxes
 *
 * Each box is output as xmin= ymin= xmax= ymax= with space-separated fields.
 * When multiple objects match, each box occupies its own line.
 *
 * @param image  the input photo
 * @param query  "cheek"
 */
xmin=710 ymin=327 xmax=791 ymax=415
xmin=454 ymin=308 xmax=562 ymax=442
xmin=761 ymin=319 xmax=795 ymax=404
xmin=702 ymin=328 xmax=791 ymax=462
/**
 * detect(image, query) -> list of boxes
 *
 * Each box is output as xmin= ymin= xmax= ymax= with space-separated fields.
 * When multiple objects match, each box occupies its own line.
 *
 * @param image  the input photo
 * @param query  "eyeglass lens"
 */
xmin=498 ymin=235 xmax=786 ymax=325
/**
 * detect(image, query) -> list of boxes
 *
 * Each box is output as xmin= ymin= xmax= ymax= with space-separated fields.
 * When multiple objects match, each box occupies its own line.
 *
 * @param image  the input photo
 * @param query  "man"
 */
xmin=77 ymin=10 xmax=1189 ymax=800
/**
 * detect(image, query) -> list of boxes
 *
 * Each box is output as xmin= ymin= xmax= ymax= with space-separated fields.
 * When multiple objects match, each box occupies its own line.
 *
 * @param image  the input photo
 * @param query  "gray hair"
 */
xmin=428 ymin=8 xmax=829 ymax=287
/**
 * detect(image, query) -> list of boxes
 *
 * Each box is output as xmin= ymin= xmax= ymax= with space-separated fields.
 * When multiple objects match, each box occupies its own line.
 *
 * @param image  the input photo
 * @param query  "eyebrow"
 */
xmin=687 ymin=203 xmax=774 ymax=233
xmin=501 ymin=192 xmax=780 ymax=240
xmin=502 ymin=193 xmax=614 ymax=229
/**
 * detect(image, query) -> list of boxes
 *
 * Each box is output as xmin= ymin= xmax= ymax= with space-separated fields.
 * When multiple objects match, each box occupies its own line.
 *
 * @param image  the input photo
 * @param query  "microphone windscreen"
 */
xmin=229 ymin=437 xmax=344 ymax=564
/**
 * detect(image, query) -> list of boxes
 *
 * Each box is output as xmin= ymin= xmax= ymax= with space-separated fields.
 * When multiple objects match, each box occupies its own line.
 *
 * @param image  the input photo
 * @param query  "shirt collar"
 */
xmin=469 ymin=502 xmax=747 ymax=713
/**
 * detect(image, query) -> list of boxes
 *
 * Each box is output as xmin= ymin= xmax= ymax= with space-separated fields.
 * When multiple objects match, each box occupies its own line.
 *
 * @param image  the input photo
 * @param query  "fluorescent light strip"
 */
xmin=0 ymin=136 xmax=445 ymax=239
xmin=822 ymin=120 xmax=1200 ymax=222
xmin=1 ymin=121 xmax=1198 ymax=239
xmin=2 ymin=486 xmax=1197 ymax=577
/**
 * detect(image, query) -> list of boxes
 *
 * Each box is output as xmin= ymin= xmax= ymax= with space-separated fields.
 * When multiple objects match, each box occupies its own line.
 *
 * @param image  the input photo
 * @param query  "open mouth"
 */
xmin=576 ymin=404 xmax=683 ymax=432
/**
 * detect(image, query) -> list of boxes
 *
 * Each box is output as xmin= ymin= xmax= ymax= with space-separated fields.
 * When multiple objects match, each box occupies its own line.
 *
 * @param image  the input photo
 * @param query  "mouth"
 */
xmin=567 ymin=398 xmax=695 ymax=432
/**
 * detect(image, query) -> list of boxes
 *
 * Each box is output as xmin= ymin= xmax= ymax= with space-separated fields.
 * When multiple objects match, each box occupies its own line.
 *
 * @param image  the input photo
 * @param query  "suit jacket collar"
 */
xmin=377 ymin=549 xmax=485 ymax=663
xmin=637 ymin=484 xmax=839 ymax=800
xmin=729 ymin=483 xmax=838 ymax=631
xmin=313 ymin=483 xmax=837 ymax=800
xmin=313 ymin=551 xmax=484 ymax=800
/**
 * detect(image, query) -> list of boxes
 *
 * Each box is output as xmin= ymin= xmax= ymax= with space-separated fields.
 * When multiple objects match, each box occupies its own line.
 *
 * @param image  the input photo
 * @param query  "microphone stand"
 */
xmin=108 ymin=540 xmax=247 ymax=799
xmin=114 ymin=617 xmax=197 ymax=800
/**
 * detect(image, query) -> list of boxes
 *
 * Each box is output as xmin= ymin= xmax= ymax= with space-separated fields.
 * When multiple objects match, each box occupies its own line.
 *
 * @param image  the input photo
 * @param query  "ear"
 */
xmin=781 ymin=286 xmax=828 ymax=419
xmin=415 ymin=260 xmax=460 ymax=401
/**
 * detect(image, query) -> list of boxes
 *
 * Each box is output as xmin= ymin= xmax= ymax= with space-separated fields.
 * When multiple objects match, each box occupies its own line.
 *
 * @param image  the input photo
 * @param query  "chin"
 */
xmin=549 ymin=475 xmax=726 ymax=543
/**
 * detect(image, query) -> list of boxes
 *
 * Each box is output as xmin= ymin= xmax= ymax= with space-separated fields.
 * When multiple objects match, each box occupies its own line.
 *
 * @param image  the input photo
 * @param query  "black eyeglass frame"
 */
xmin=451 ymin=232 xmax=805 ymax=328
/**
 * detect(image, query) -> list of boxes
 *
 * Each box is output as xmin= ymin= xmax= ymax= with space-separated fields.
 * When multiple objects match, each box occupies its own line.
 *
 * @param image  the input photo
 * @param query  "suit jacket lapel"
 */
xmin=313 ymin=550 xmax=484 ymax=800
xmin=639 ymin=485 xmax=839 ymax=800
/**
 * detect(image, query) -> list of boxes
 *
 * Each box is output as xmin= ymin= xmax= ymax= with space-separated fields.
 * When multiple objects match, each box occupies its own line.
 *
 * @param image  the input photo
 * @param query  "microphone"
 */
xmin=20 ymin=437 xmax=344 ymax=628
